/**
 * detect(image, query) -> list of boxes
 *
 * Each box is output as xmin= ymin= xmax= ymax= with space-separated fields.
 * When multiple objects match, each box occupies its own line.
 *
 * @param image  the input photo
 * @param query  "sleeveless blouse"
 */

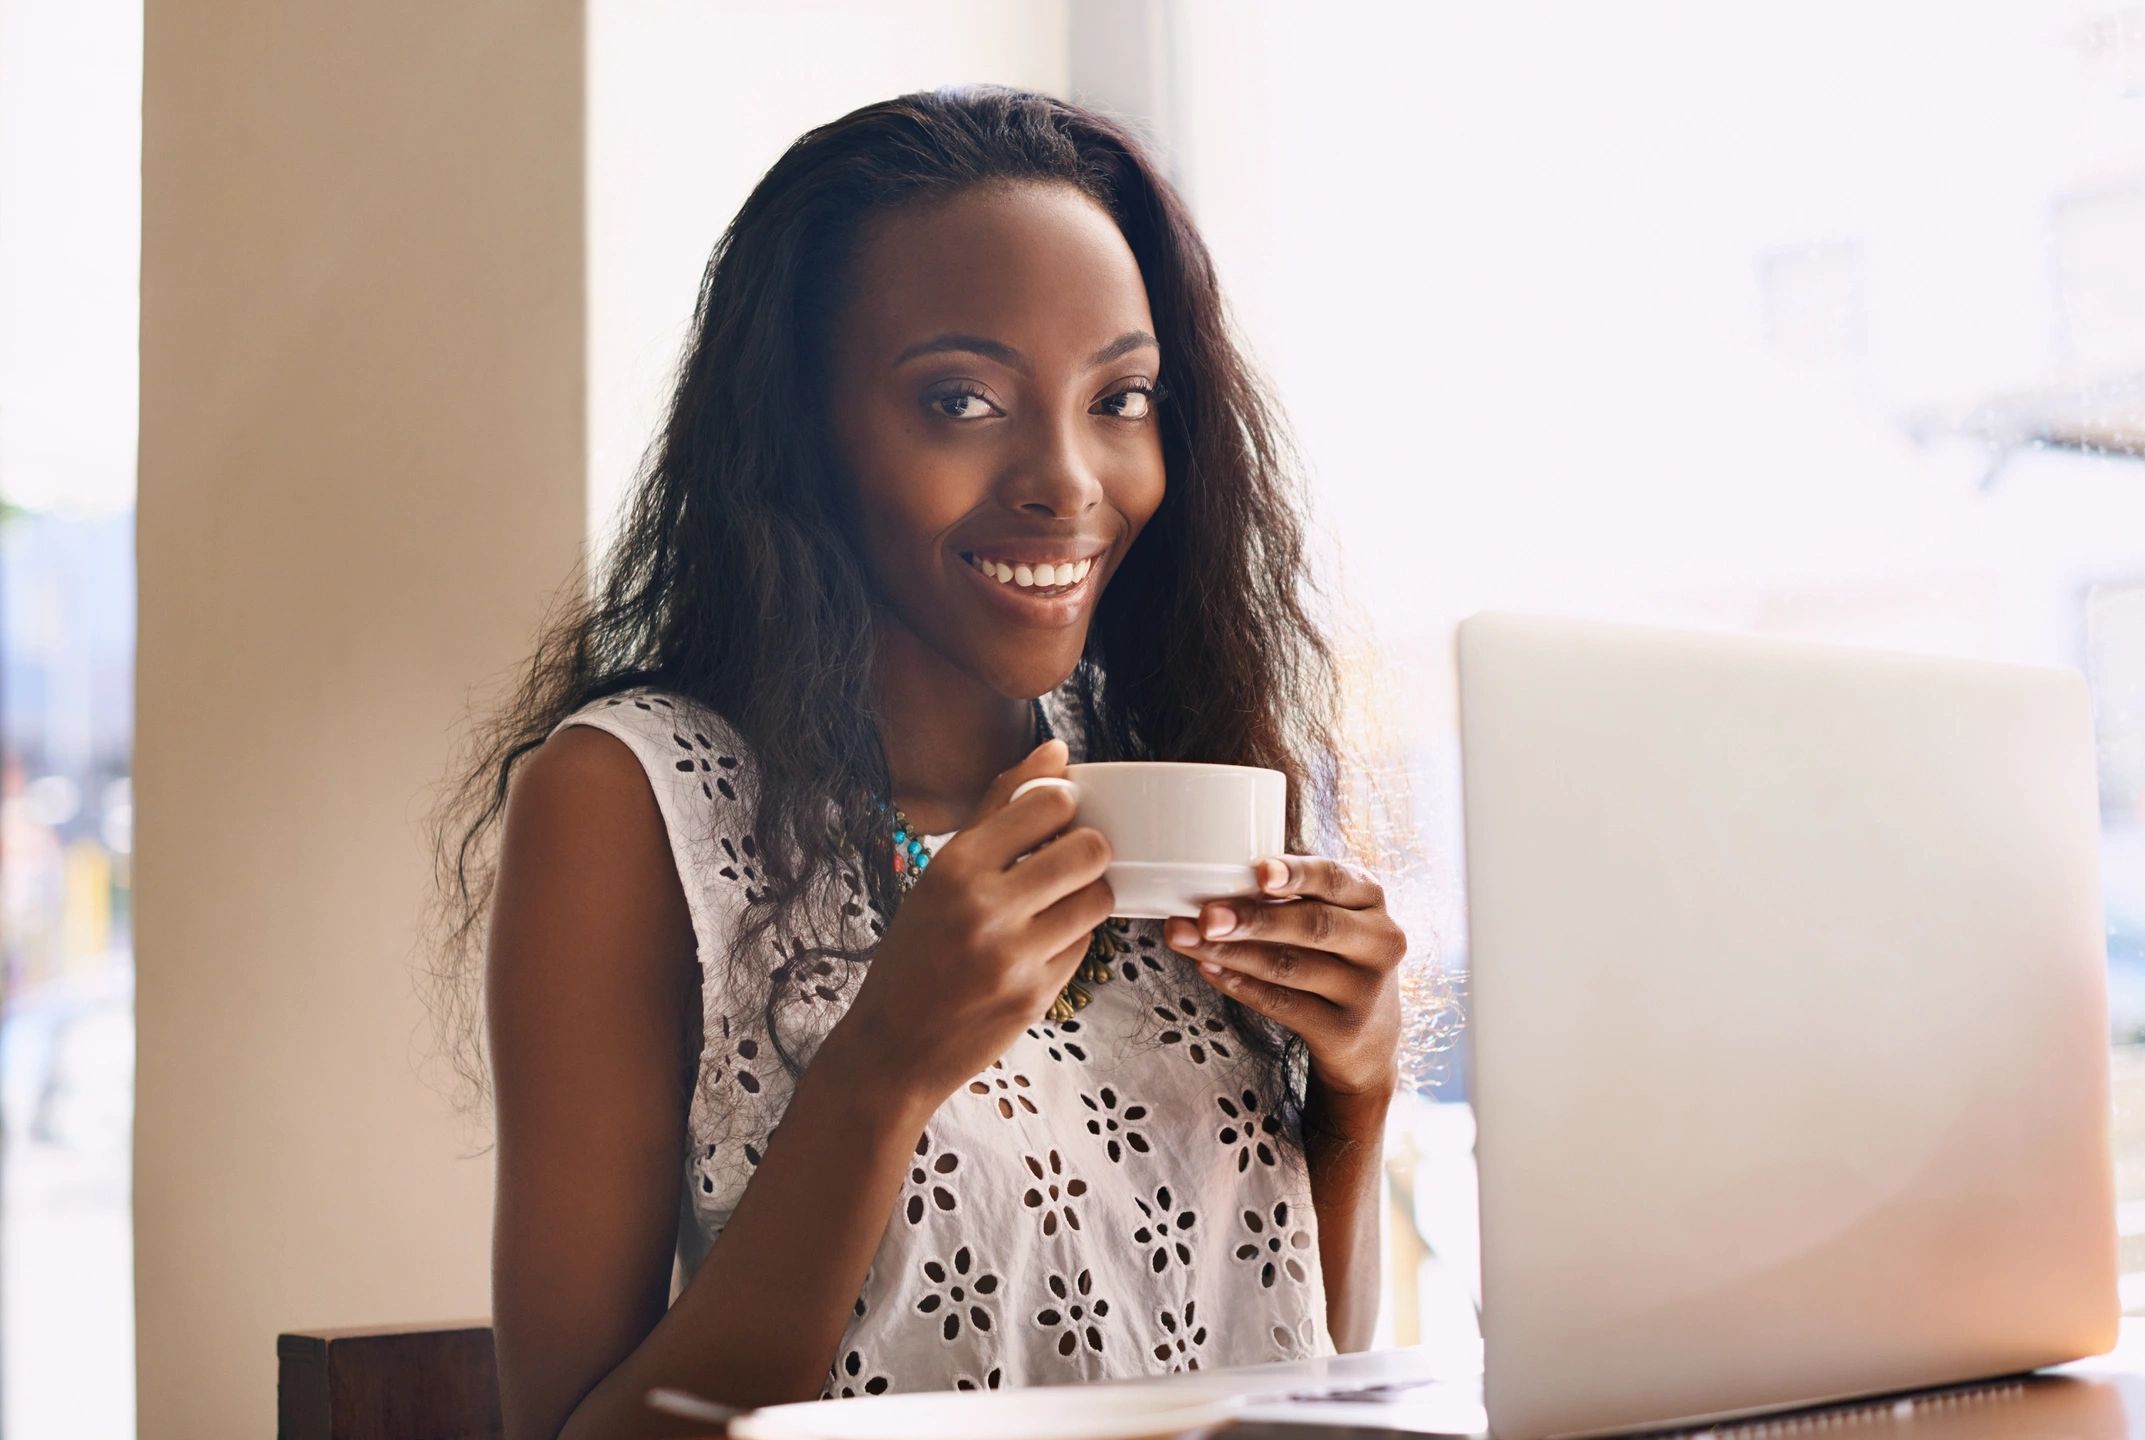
xmin=547 ymin=682 xmax=1335 ymax=1398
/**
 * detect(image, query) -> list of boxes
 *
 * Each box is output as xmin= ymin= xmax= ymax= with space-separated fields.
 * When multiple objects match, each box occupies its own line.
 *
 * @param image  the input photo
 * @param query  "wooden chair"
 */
xmin=276 ymin=1322 xmax=501 ymax=1440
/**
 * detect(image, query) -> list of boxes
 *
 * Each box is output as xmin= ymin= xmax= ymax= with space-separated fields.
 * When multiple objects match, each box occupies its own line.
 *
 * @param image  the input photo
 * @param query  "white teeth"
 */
xmin=968 ymin=554 xmax=1095 ymax=590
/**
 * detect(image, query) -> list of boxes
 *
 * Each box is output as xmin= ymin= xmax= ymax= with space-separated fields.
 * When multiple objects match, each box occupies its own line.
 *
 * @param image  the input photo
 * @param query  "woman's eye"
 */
xmin=928 ymin=385 xmax=998 ymax=422
xmin=1096 ymin=383 xmax=1162 ymax=422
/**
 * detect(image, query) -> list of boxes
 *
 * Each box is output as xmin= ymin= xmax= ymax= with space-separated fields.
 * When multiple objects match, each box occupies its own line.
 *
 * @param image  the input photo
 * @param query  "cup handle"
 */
xmin=1009 ymin=776 xmax=1079 ymax=806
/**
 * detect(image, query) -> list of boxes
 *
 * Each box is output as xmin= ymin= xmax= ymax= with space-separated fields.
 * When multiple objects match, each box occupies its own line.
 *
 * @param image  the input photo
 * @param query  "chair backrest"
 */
xmin=277 ymin=1322 xmax=501 ymax=1440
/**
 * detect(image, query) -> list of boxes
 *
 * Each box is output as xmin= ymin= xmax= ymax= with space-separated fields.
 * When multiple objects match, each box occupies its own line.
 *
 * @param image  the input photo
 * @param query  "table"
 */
xmin=1099 ymin=1316 xmax=2145 ymax=1437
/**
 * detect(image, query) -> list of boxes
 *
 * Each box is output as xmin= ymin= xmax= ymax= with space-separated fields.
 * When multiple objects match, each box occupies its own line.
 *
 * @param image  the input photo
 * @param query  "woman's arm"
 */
xmin=1303 ymin=1076 xmax=1395 ymax=1354
xmin=487 ymin=727 xmax=937 ymax=1440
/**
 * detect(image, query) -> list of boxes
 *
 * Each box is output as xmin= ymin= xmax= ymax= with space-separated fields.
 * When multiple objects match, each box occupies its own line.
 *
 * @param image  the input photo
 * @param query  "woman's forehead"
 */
xmin=837 ymin=182 xmax=1155 ymax=366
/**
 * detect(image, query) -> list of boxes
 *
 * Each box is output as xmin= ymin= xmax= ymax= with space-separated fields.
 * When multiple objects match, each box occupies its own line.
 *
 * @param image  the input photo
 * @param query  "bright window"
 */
xmin=1160 ymin=0 xmax=2145 ymax=1347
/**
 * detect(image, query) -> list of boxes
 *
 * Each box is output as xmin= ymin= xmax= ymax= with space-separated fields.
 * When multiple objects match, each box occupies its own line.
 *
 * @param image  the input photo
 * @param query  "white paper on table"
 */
xmin=1226 ymin=1375 xmax=1487 ymax=1436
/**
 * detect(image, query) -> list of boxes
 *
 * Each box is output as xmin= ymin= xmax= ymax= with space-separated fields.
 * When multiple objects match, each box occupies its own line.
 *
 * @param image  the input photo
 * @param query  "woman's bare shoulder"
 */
xmin=493 ymin=720 xmax=698 ymax=991
xmin=550 ymin=687 xmax=760 ymax=803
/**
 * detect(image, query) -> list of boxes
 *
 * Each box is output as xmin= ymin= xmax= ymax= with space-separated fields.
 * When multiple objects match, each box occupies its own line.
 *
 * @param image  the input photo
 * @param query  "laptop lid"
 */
xmin=1456 ymin=609 xmax=2119 ymax=1440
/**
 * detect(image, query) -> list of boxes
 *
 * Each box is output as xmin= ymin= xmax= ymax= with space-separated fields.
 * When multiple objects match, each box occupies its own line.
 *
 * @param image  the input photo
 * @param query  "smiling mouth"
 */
xmin=960 ymin=552 xmax=1095 ymax=599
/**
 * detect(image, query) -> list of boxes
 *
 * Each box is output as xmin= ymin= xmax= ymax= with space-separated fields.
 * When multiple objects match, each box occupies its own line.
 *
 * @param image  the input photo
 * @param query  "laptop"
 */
xmin=1455 ymin=608 xmax=2120 ymax=1439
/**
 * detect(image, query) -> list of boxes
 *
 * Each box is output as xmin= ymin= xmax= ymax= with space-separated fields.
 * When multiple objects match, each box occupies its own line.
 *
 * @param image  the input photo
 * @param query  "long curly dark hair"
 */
xmin=421 ymin=84 xmax=1401 ymax=1164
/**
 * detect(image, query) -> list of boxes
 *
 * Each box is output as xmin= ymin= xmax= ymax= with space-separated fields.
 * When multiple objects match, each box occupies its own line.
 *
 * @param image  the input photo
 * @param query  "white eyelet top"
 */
xmin=547 ymin=681 xmax=1334 ymax=1397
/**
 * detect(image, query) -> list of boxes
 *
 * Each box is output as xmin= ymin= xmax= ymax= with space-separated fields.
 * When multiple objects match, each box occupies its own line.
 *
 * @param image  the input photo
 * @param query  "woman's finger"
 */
xmin=1190 ymin=955 xmax=1346 ymax=1044
xmin=1164 ymin=921 xmax=1372 ymax=1008
xmin=1256 ymin=854 xmax=1385 ymax=911
xmin=1180 ymin=894 xmax=1405 ymax=973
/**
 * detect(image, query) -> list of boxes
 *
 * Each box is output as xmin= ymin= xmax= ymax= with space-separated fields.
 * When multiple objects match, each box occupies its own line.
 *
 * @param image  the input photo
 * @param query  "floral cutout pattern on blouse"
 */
xmin=545 ymin=681 xmax=1335 ymax=1397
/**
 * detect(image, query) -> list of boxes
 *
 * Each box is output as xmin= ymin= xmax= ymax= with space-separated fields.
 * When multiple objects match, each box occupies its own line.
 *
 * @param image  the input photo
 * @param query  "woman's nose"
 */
xmin=1006 ymin=412 xmax=1106 ymax=516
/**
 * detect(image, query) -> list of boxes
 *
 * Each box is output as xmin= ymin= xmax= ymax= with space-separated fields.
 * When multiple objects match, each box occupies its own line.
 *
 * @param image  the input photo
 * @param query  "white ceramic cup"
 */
xmin=1008 ymin=761 xmax=1287 ymax=920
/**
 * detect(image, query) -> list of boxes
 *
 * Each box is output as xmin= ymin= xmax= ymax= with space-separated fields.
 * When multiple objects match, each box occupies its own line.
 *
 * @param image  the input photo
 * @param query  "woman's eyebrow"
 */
xmin=890 ymin=329 xmax=1159 ymax=374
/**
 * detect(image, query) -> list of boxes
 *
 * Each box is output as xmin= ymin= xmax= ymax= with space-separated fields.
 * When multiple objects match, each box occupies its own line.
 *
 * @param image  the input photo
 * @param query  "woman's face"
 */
xmin=827 ymin=180 xmax=1167 ymax=701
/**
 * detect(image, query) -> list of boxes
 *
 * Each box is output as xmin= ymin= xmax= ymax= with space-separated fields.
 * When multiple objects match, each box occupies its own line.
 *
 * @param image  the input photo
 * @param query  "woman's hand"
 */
xmin=836 ymin=737 xmax=1117 ymax=1110
xmin=1162 ymin=855 xmax=1406 ymax=1104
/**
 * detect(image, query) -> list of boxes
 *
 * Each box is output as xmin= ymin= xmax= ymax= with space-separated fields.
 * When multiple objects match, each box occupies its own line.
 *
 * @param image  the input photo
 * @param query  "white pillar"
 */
xmin=135 ymin=3 xmax=585 ymax=1434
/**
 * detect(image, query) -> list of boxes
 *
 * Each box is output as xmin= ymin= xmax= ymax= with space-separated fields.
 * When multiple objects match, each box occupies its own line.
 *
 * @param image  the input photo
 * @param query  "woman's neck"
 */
xmin=870 ymin=624 xmax=1039 ymax=836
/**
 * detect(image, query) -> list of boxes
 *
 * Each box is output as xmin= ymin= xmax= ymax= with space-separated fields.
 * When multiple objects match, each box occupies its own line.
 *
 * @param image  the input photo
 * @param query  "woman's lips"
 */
xmin=956 ymin=550 xmax=1097 ymax=629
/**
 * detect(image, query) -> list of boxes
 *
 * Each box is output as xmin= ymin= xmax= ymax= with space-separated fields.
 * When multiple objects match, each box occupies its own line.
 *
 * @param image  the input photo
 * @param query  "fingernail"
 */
xmin=1199 ymin=960 xmax=1224 ymax=976
xmin=1202 ymin=907 xmax=1236 ymax=940
xmin=1262 ymin=858 xmax=1290 ymax=892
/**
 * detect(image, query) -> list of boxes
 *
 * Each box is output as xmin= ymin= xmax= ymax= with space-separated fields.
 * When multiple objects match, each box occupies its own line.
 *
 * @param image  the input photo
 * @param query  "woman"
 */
xmin=426 ymin=85 xmax=1408 ymax=1440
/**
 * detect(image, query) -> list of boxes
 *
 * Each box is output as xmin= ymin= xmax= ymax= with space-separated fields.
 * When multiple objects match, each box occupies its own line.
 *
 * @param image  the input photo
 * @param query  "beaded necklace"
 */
xmin=874 ymin=697 xmax=1126 ymax=1023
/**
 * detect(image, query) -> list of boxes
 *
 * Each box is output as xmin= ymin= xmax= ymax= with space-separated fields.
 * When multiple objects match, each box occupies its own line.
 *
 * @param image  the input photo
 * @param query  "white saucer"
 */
xmin=726 ymin=1380 xmax=1243 ymax=1439
xmin=1103 ymin=861 xmax=1261 ymax=921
